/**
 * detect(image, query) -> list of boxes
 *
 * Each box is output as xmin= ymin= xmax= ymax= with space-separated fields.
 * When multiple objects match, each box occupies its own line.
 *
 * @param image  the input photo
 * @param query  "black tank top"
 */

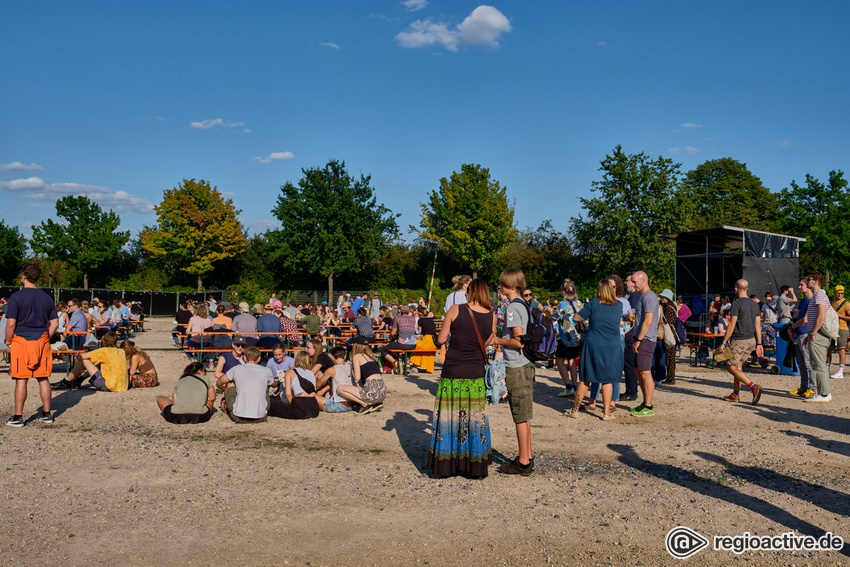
xmin=441 ymin=305 xmax=494 ymax=379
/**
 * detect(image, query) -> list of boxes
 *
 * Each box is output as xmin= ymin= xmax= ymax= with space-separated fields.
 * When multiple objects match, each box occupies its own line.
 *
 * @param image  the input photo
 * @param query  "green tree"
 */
xmin=30 ymin=195 xmax=130 ymax=289
xmin=570 ymin=145 xmax=682 ymax=281
xmin=0 ymin=221 xmax=27 ymax=284
xmin=778 ymin=170 xmax=850 ymax=283
xmin=419 ymin=163 xmax=516 ymax=278
xmin=266 ymin=160 xmax=399 ymax=301
xmin=140 ymin=178 xmax=246 ymax=290
xmin=679 ymin=157 xmax=778 ymax=231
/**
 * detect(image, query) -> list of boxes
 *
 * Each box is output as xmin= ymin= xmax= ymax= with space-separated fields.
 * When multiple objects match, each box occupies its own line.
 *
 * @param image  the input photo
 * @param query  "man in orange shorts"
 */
xmin=4 ymin=263 xmax=59 ymax=427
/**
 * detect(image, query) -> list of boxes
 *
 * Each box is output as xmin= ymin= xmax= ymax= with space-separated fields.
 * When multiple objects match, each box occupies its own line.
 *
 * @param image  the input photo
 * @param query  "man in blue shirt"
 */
xmin=63 ymin=298 xmax=88 ymax=350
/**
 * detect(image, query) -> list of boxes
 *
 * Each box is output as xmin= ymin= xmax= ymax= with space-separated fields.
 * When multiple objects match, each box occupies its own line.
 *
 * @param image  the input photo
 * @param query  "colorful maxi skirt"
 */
xmin=427 ymin=377 xmax=492 ymax=478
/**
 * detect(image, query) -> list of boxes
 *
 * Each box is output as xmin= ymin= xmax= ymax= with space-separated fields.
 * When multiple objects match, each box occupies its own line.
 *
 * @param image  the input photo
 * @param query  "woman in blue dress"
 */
xmin=565 ymin=279 xmax=624 ymax=421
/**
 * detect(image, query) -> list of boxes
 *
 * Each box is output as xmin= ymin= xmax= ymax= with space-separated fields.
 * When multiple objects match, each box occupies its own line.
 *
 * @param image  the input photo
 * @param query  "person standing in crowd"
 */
xmin=788 ymin=278 xmax=815 ymax=398
xmin=369 ymin=291 xmax=382 ymax=322
xmin=675 ymin=296 xmax=692 ymax=324
xmin=658 ymin=289 xmax=679 ymax=385
xmin=762 ymin=291 xmax=778 ymax=326
xmin=621 ymin=272 xmax=641 ymax=402
xmin=554 ymin=279 xmax=582 ymax=397
xmin=802 ymin=273 xmax=833 ymax=403
xmin=775 ymin=285 xmax=796 ymax=324
xmin=628 ymin=271 xmax=659 ymax=416
xmin=4 ymin=263 xmax=59 ymax=427
xmin=428 ymin=278 xmax=495 ymax=478
xmin=493 ymin=268 xmax=536 ymax=475
xmin=716 ymin=279 xmax=764 ymax=405
xmin=170 ymin=303 xmax=191 ymax=347
xmin=829 ymin=285 xmax=850 ymax=379
xmin=566 ymin=279 xmax=624 ymax=421
xmin=443 ymin=275 xmax=471 ymax=314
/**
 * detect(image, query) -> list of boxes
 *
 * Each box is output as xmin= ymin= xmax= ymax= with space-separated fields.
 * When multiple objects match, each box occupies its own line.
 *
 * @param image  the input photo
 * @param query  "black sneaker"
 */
xmin=51 ymin=379 xmax=74 ymax=390
xmin=498 ymin=457 xmax=534 ymax=476
xmin=621 ymin=394 xmax=638 ymax=401
xmin=5 ymin=416 xmax=24 ymax=427
xmin=38 ymin=412 xmax=54 ymax=424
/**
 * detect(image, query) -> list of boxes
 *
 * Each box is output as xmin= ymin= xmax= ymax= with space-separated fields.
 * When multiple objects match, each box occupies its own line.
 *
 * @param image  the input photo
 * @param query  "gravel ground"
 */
xmin=1 ymin=317 xmax=848 ymax=566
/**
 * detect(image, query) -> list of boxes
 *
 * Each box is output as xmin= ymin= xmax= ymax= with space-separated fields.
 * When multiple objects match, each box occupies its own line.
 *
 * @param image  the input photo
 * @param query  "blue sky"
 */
xmin=2 ymin=1 xmax=849 ymax=243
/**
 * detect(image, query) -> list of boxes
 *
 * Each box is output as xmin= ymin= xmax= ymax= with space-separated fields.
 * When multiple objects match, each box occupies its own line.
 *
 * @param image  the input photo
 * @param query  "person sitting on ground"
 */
xmin=268 ymin=351 xmax=320 ymax=420
xmin=51 ymin=331 xmax=128 ymax=392
xmin=336 ymin=337 xmax=387 ymax=414
xmin=232 ymin=302 xmax=259 ymax=346
xmin=306 ymin=338 xmax=336 ymax=396
xmin=121 ymin=339 xmax=159 ymax=388
xmin=156 ymin=362 xmax=215 ymax=424
xmin=380 ymin=304 xmax=417 ymax=374
xmin=350 ymin=307 xmax=375 ymax=341
xmin=266 ymin=342 xmax=295 ymax=381
xmin=317 ymin=346 xmax=355 ymax=414
xmin=216 ymin=346 xmax=277 ymax=423
xmin=214 ymin=337 xmax=247 ymax=382
xmin=256 ymin=303 xmax=283 ymax=350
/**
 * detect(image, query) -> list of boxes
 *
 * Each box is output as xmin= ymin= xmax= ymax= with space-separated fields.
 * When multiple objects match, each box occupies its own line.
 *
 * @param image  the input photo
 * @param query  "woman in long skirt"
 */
xmin=428 ymin=279 xmax=495 ymax=479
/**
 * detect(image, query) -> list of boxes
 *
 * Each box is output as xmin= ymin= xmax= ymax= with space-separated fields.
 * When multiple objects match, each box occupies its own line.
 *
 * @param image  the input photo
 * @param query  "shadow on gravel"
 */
xmin=383 ymin=409 xmax=432 ymax=473
xmin=748 ymin=403 xmax=850 ymax=437
xmin=783 ymin=430 xmax=850 ymax=459
xmin=404 ymin=375 xmax=438 ymax=396
xmin=608 ymin=444 xmax=849 ymax=557
xmin=49 ymin=388 xmax=98 ymax=419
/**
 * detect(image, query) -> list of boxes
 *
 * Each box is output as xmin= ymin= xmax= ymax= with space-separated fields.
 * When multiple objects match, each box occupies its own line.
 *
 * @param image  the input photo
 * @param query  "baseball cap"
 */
xmin=836 ymin=285 xmax=845 ymax=292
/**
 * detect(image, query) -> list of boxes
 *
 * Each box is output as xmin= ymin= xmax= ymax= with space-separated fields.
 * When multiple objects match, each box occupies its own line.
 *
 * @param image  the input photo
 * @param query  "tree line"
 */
xmin=1 ymin=147 xmax=845 ymax=310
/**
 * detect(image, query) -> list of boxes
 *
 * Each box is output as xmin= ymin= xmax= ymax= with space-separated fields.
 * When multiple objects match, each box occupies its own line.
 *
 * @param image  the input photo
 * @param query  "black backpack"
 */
xmin=509 ymin=298 xmax=550 ymax=362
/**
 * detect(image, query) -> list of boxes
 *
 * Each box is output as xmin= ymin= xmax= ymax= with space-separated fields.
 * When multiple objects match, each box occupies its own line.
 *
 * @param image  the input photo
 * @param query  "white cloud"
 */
xmin=319 ymin=41 xmax=340 ymax=50
xmin=396 ymin=5 xmax=511 ymax=52
xmin=681 ymin=122 xmax=702 ymax=129
xmin=401 ymin=0 xmax=428 ymax=11
xmin=685 ymin=146 xmax=700 ymax=155
xmin=668 ymin=147 xmax=681 ymax=155
xmin=190 ymin=118 xmax=246 ymax=130
xmin=254 ymin=151 xmax=296 ymax=164
xmin=778 ymin=138 xmax=791 ymax=148
xmin=0 ymin=177 xmax=153 ymax=214
xmin=0 ymin=161 xmax=44 ymax=172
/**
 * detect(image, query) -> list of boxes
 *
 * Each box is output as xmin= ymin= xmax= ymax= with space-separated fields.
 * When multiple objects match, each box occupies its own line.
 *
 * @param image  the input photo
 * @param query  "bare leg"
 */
xmin=515 ymin=421 xmax=531 ymax=465
xmin=156 ymin=396 xmax=172 ymax=411
xmin=37 ymin=378 xmax=51 ymax=413
xmin=568 ymin=358 xmax=578 ymax=387
xmin=337 ymin=385 xmax=367 ymax=406
xmin=555 ymin=357 xmax=570 ymax=388
xmin=601 ymin=383 xmax=613 ymax=418
xmin=13 ymin=379 xmax=27 ymax=415
xmin=571 ymin=380 xmax=590 ymax=412
xmin=637 ymin=369 xmax=654 ymax=406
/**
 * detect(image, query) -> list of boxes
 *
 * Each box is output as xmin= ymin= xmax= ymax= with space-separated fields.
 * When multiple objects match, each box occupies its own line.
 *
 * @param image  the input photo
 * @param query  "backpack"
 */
xmin=555 ymin=298 xmax=583 ymax=348
xmin=822 ymin=304 xmax=839 ymax=340
xmin=536 ymin=309 xmax=558 ymax=360
xmin=509 ymin=298 xmax=548 ymax=362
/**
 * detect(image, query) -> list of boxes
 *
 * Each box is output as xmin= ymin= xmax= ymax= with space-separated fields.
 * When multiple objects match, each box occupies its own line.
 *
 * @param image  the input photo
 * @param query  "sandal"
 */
xmin=565 ymin=408 xmax=581 ymax=419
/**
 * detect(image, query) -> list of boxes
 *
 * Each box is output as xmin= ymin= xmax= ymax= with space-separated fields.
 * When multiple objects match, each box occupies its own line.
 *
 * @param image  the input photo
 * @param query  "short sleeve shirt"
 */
xmin=776 ymin=294 xmax=793 ymax=320
xmin=502 ymin=299 xmax=530 ymax=368
xmin=89 ymin=347 xmax=129 ymax=392
xmin=730 ymin=297 xmax=760 ymax=341
xmin=172 ymin=374 xmax=214 ymax=415
xmin=832 ymin=298 xmax=850 ymax=332
xmin=226 ymin=363 xmax=274 ymax=419
xmin=392 ymin=315 xmax=417 ymax=345
xmin=806 ymin=290 xmax=829 ymax=334
xmin=634 ymin=291 xmax=659 ymax=343
xmin=6 ymin=288 xmax=58 ymax=334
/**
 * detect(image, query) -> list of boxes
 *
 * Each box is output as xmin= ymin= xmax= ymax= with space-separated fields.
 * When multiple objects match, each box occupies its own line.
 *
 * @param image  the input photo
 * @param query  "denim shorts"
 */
xmin=323 ymin=399 xmax=352 ymax=413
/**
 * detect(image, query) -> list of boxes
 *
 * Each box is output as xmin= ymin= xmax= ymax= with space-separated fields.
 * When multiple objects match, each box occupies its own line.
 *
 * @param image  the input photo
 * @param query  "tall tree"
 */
xmin=266 ymin=160 xmax=399 ymax=301
xmin=0 ymin=220 xmax=27 ymax=284
xmin=679 ymin=157 xmax=778 ymax=231
xmin=570 ymin=145 xmax=682 ymax=281
xmin=30 ymin=195 xmax=129 ymax=289
xmin=419 ymin=163 xmax=516 ymax=278
xmin=140 ymin=179 xmax=246 ymax=290
xmin=778 ymin=170 xmax=850 ymax=283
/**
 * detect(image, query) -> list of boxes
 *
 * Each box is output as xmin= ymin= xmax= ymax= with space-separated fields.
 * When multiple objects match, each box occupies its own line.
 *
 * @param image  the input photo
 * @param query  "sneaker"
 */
xmin=800 ymin=389 xmax=817 ymax=398
xmin=630 ymin=405 xmax=655 ymax=417
xmin=804 ymin=394 xmax=832 ymax=403
xmin=366 ymin=402 xmax=384 ymax=414
xmin=557 ymin=388 xmax=574 ymax=397
xmin=751 ymin=384 xmax=763 ymax=406
xmin=601 ymin=414 xmax=616 ymax=421
xmin=5 ymin=416 xmax=24 ymax=427
xmin=788 ymin=388 xmax=804 ymax=396
xmin=50 ymin=378 xmax=74 ymax=390
xmin=37 ymin=412 xmax=54 ymax=424
xmin=830 ymin=369 xmax=845 ymax=379
xmin=565 ymin=408 xmax=580 ymax=419
xmin=621 ymin=394 xmax=637 ymax=401
xmin=498 ymin=457 xmax=534 ymax=476
xmin=630 ymin=402 xmax=646 ymax=413
xmin=722 ymin=392 xmax=740 ymax=402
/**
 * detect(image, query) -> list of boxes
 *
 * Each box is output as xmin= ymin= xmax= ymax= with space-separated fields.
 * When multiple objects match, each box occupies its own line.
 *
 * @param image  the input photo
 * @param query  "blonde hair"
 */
xmin=452 ymin=275 xmax=472 ymax=290
xmin=308 ymin=338 xmax=324 ymax=367
xmin=120 ymin=339 xmax=145 ymax=360
xmin=596 ymin=279 xmax=617 ymax=305
xmin=560 ymin=279 xmax=576 ymax=298
xmin=350 ymin=342 xmax=377 ymax=361
xmin=294 ymin=351 xmax=312 ymax=370
xmin=499 ymin=268 xmax=527 ymax=294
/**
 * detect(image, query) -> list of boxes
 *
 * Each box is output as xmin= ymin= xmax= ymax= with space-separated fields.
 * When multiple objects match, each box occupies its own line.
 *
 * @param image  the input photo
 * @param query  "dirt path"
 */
xmin=1 ymin=318 xmax=848 ymax=566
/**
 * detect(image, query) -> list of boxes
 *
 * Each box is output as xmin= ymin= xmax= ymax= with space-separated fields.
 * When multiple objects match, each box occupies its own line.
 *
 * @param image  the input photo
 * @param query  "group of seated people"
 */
xmin=156 ymin=338 xmax=387 ymax=424
xmin=49 ymin=331 xmax=160 ymax=391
